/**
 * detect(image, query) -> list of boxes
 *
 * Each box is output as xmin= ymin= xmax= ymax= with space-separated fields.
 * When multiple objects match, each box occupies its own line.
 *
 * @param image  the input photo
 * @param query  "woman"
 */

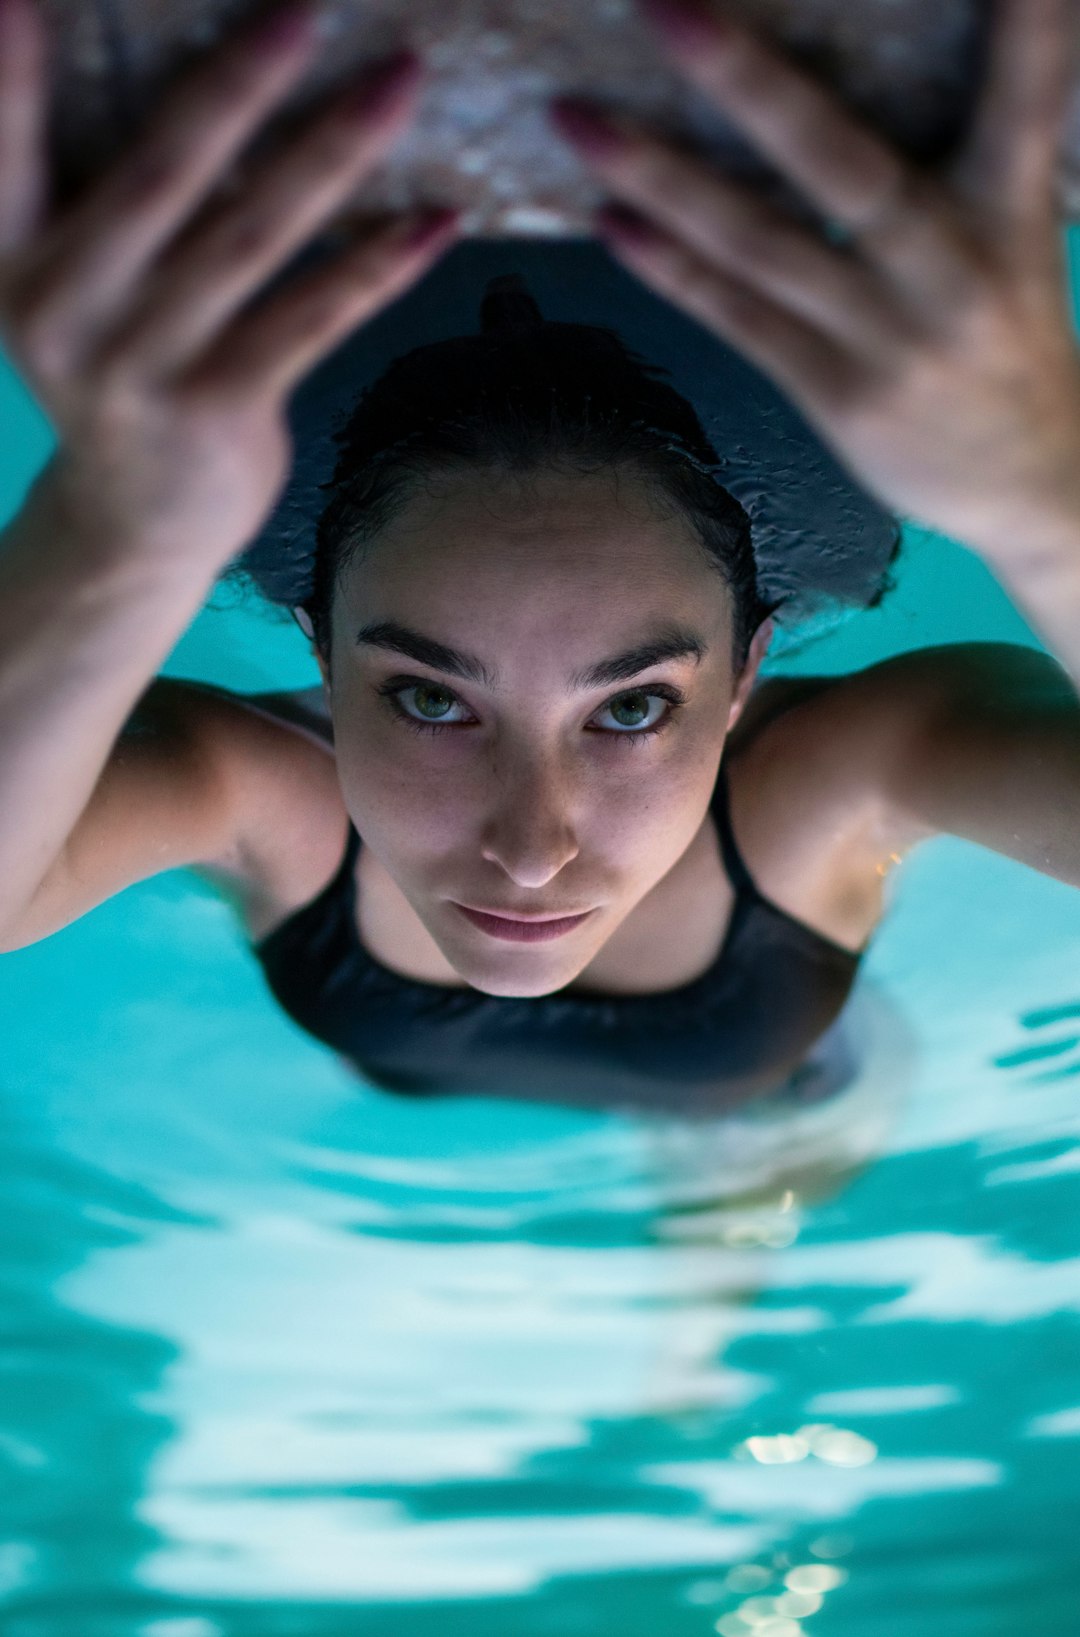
xmin=1 ymin=0 xmax=1078 ymax=1112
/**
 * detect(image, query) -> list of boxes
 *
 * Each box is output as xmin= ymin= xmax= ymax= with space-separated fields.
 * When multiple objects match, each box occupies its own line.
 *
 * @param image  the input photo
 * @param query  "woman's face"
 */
xmin=315 ymin=465 xmax=772 ymax=998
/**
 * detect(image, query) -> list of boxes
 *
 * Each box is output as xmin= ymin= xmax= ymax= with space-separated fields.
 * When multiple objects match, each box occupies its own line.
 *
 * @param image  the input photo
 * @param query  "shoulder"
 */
xmin=736 ymin=647 xmax=966 ymax=846
xmin=814 ymin=641 xmax=1080 ymax=889
xmin=162 ymin=680 xmax=349 ymax=915
xmin=724 ymin=645 xmax=1042 ymax=950
xmin=741 ymin=640 xmax=1077 ymax=860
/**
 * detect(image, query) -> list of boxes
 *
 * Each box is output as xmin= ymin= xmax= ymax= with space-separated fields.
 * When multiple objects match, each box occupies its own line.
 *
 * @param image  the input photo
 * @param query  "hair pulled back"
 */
xmin=227 ymin=273 xmax=897 ymax=673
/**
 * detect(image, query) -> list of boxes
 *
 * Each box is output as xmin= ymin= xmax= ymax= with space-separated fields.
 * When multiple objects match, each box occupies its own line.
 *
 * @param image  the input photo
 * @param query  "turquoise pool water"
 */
xmin=3 ymin=235 xmax=1080 ymax=1636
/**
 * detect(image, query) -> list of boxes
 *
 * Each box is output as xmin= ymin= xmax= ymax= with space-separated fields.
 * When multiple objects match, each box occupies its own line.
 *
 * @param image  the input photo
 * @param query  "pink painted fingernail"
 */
xmin=641 ymin=0 xmax=733 ymax=51
xmin=550 ymin=99 xmax=629 ymax=158
xmin=250 ymin=2 xmax=320 ymax=55
xmin=341 ymin=50 xmax=422 ymax=120
xmin=596 ymin=203 xmax=661 ymax=248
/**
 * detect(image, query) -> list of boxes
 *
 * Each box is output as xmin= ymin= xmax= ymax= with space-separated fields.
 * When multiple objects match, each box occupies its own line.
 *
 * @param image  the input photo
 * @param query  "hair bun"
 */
xmin=480 ymin=274 xmax=545 ymax=336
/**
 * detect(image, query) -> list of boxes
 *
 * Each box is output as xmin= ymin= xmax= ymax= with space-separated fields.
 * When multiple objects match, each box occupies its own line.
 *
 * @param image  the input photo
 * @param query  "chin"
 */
xmin=457 ymin=960 xmax=580 ymax=1001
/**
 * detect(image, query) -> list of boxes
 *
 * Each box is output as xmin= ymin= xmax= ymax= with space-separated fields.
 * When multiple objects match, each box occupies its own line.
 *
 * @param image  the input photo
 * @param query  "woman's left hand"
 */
xmin=551 ymin=0 xmax=1080 ymax=562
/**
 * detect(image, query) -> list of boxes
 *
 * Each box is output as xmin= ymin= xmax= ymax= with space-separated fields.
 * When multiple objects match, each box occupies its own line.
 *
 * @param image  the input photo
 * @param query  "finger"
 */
xmin=195 ymin=208 xmax=459 ymax=404
xmin=551 ymin=102 xmax=907 ymax=355
xmin=596 ymin=204 xmax=864 ymax=425
xmin=17 ymin=1 xmax=324 ymax=343
xmin=0 ymin=0 xmax=50 ymax=253
xmin=952 ymin=0 xmax=1073 ymax=225
xmin=102 ymin=54 xmax=424 ymax=378
xmin=637 ymin=0 xmax=976 ymax=299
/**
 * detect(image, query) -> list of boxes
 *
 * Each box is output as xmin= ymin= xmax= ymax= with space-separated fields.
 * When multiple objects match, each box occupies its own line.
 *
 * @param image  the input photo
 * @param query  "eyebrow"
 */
xmin=354 ymin=619 xmax=708 ymax=691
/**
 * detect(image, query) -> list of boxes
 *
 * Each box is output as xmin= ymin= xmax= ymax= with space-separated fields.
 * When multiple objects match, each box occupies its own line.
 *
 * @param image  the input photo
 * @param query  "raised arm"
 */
xmin=554 ymin=0 xmax=1080 ymax=686
xmin=0 ymin=0 xmax=456 ymax=947
xmin=824 ymin=640 xmax=1080 ymax=889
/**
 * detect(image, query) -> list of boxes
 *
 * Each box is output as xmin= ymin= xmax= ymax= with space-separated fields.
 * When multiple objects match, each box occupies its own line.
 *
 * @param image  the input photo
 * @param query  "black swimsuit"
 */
xmin=252 ymin=756 xmax=864 ymax=1113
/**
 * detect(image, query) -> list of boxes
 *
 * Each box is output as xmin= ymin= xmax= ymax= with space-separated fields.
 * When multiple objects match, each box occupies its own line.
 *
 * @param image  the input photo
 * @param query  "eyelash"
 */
xmin=375 ymin=678 xmax=688 ymax=747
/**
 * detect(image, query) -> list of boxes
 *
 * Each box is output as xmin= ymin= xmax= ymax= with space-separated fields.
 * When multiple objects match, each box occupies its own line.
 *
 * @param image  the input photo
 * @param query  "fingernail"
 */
xmin=342 ymin=49 xmax=422 ymax=119
xmin=641 ymin=0 xmax=733 ymax=51
xmin=550 ymin=98 xmax=629 ymax=158
xmin=250 ymin=2 xmax=320 ymax=55
xmin=596 ymin=203 xmax=661 ymax=248
xmin=391 ymin=205 xmax=461 ymax=253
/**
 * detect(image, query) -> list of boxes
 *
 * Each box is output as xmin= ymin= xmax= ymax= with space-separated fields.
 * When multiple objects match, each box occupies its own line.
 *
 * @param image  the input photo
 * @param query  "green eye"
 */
xmin=409 ymin=684 xmax=451 ymax=723
xmin=376 ymin=680 xmax=467 ymax=736
xmin=376 ymin=678 xmax=687 ymax=743
xmin=605 ymin=692 xmax=652 ymax=730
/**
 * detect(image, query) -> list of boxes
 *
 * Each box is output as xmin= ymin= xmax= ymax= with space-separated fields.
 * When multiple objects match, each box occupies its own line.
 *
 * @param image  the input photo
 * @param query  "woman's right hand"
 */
xmin=0 ymin=0 xmax=458 ymax=566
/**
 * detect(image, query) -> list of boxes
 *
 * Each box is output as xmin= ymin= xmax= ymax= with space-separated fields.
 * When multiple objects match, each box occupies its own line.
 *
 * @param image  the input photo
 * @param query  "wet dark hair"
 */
xmin=225 ymin=272 xmax=899 ymax=675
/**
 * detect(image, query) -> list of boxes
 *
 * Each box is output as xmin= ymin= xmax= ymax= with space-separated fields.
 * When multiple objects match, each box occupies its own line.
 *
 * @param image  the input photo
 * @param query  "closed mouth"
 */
xmin=459 ymin=905 xmax=592 ymax=922
xmin=452 ymin=903 xmax=595 ymax=942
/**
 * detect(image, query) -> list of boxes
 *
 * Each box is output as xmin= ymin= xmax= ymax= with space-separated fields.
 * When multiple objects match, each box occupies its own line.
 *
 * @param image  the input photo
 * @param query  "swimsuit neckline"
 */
xmin=263 ymin=756 xmax=860 ymax=1006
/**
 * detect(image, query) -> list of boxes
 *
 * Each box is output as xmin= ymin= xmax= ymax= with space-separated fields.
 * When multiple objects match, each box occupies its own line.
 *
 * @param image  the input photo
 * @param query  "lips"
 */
xmin=453 ymin=903 xmax=594 ymax=943
xmin=462 ymin=906 xmax=588 ymax=922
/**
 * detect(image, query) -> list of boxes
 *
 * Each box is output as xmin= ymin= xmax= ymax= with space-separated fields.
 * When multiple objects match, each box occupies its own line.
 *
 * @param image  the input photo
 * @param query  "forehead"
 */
xmin=338 ymin=465 xmax=724 ymax=605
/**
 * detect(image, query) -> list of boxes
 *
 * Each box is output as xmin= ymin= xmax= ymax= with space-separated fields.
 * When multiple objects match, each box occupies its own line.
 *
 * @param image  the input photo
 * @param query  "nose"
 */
xmin=478 ymin=763 xmax=581 ymax=888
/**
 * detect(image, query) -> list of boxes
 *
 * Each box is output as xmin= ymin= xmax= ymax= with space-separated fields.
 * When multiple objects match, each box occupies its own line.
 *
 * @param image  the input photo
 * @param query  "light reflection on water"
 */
xmin=4 ymin=827 xmax=1080 ymax=1634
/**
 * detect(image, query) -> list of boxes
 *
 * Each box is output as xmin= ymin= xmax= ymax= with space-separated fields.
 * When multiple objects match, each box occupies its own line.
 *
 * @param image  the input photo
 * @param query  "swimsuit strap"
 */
xmin=253 ymin=815 xmax=362 ymax=954
xmin=712 ymin=757 xmax=762 ymax=901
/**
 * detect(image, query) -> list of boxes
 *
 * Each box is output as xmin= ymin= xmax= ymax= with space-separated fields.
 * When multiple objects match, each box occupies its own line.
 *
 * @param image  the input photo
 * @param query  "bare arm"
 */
xmin=0 ymin=0 xmax=456 ymax=948
xmin=848 ymin=640 xmax=1080 ymax=891
xmin=972 ymin=503 xmax=1080 ymax=703
xmin=0 ymin=473 xmax=224 ymax=941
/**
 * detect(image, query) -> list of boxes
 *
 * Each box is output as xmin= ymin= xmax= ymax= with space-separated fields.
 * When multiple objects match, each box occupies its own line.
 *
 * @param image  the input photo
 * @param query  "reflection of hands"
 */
xmin=551 ymin=0 xmax=1080 ymax=563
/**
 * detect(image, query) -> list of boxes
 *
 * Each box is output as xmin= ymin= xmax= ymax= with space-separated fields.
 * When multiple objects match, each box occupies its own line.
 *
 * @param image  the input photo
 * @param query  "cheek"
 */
xmin=335 ymin=704 xmax=719 ymax=866
xmin=335 ymin=745 xmax=458 ymax=865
